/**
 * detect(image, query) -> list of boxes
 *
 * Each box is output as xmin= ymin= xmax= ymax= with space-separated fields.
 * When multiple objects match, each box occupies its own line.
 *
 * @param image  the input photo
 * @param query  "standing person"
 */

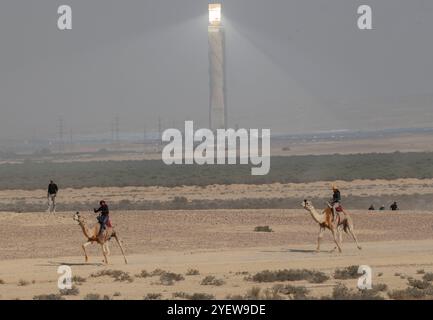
xmin=330 ymin=185 xmax=342 ymax=222
xmin=47 ymin=180 xmax=58 ymax=213
xmin=390 ymin=202 xmax=399 ymax=211
xmin=94 ymin=200 xmax=110 ymax=240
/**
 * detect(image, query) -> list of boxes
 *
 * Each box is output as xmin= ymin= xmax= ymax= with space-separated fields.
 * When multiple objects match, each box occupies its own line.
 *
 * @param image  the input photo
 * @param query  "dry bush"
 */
xmin=59 ymin=285 xmax=80 ymax=296
xmin=173 ymin=292 xmax=215 ymax=300
xmin=17 ymin=279 xmax=30 ymax=286
xmin=323 ymin=284 xmax=384 ymax=300
xmin=201 ymin=276 xmax=225 ymax=286
xmin=160 ymin=272 xmax=185 ymax=286
xmin=144 ymin=293 xmax=162 ymax=300
xmin=72 ymin=275 xmax=87 ymax=285
xmin=423 ymin=273 xmax=433 ymax=282
xmin=91 ymin=270 xmax=133 ymax=283
xmin=254 ymin=226 xmax=273 ymax=233
xmin=33 ymin=294 xmax=65 ymax=300
xmin=83 ymin=293 xmax=111 ymax=300
xmin=251 ymin=269 xmax=329 ymax=284
xmin=333 ymin=266 xmax=359 ymax=280
xmin=186 ymin=269 xmax=200 ymax=276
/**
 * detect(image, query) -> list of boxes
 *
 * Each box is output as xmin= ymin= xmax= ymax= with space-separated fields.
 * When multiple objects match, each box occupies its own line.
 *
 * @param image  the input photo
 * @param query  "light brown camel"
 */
xmin=301 ymin=200 xmax=362 ymax=253
xmin=73 ymin=212 xmax=128 ymax=264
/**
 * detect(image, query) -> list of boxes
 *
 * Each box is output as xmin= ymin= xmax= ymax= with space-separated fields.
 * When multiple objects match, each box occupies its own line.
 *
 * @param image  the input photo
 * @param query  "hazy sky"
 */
xmin=0 ymin=0 xmax=432 ymax=139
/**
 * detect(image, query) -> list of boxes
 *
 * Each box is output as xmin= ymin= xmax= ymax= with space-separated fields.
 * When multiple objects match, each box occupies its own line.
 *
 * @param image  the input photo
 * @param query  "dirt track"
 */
xmin=1 ymin=209 xmax=433 ymax=299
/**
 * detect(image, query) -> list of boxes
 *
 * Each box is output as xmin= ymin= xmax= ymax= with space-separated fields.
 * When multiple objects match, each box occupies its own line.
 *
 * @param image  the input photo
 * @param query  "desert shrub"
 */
xmin=251 ymin=269 xmax=329 ymax=284
xmin=136 ymin=270 xmax=151 ymax=278
xmin=324 ymin=284 xmax=384 ymax=300
xmin=17 ymin=279 xmax=30 ymax=286
xmin=150 ymin=269 xmax=167 ymax=276
xmin=160 ymin=272 xmax=185 ymax=286
xmin=113 ymin=292 xmax=121 ymax=297
xmin=201 ymin=276 xmax=225 ymax=286
xmin=59 ymin=285 xmax=80 ymax=296
xmin=423 ymin=273 xmax=433 ymax=282
xmin=372 ymin=283 xmax=388 ymax=293
xmin=417 ymin=269 xmax=425 ymax=274
xmin=0 ymin=279 xmax=5 ymax=285
xmin=83 ymin=293 xmax=112 ymax=300
xmin=72 ymin=275 xmax=87 ymax=285
xmin=144 ymin=293 xmax=162 ymax=300
xmin=186 ymin=269 xmax=200 ymax=276
xmin=388 ymin=287 xmax=427 ymax=300
xmin=91 ymin=270 xmax=133 ymax=282
xmin=173 ymin=292 xmax=215 ymax=300
xmin=33 ymin=294 xmax=65 ymax=300
xmin=272 ymin=284 xmax=309 ymax=300
xmin=333 ymin=266 xmax=359 ymax=280
xmin=254 ymin=226 xmax=273 ymax=232
xmin=408 ymin=279 xmax=431 ymax=290
xmin=245 ymin=287 xmax=262 ymax=300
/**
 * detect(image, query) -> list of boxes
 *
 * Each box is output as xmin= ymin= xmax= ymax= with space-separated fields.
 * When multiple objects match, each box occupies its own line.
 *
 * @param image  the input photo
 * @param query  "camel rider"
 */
xmin=94 ymin=200 xmax=109 ymax=239
xmin=331 ymin=185 xmax=341 ymax=222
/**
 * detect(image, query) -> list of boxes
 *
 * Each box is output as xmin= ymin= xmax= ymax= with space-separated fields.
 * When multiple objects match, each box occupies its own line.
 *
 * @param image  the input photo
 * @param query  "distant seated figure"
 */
xmin=379 ymin=205 xmax=385 ymax=211
xmin=368 ymin=204 xmax=375 ymax=211
xmin=390 ymin=202 xmax=398 ymax=211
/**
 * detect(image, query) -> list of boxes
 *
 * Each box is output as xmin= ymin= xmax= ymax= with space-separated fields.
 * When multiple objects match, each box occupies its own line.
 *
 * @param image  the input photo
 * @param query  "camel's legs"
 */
xmin=348 ymin=225 xmax=362 ymax=250
xmin=332 ymin=226 xmax=344 ymax=252
xmin=101 ymin=244 xmax=108 ymax=264
xmin=316 ymin=227 xmax=325 ymax=252
xmin=330 ymin=228 xmax=342 ymax=253
xmin=104 ymin=243 xmax=111 ymax=256
xmin=113 ymin=234 xmax=128 ymax=264
xmin=82 ymin=241 xmax=92 ymax=262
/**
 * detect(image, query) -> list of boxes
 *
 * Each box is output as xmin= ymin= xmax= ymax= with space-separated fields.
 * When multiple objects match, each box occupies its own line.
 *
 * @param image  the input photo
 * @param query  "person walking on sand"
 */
xmin=47 ymin=180 xmax=58 ymax=213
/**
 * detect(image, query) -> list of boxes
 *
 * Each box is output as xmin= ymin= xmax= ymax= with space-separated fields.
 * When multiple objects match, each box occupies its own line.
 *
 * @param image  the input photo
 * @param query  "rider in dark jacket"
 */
xmin=94 ymin=200 xmax=109 ymax=238
xmin=331 ymin=185 xmax=341 ymax=222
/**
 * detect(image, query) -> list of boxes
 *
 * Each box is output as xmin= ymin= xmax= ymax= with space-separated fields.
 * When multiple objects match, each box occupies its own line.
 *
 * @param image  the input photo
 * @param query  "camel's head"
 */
xmin=73 ymin=212 xmax=85 ymax=224
xmin=302 ymin=199 xmax=314 ymax=211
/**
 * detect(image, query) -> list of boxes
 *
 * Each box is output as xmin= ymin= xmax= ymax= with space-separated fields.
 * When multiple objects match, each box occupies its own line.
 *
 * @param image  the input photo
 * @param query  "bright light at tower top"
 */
xmin=209 ymin=3 xmax=222 ymax=26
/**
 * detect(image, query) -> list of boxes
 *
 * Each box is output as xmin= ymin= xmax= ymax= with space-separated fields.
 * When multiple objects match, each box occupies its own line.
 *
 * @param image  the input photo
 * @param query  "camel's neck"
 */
xmin=306 ymin=206 xmax=325 ymax=224
xmin=79 ymin=222 xmax=94 ymax=239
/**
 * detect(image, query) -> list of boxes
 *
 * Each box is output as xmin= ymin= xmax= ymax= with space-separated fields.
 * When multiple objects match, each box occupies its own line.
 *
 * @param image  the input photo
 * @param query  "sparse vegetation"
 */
xmin=0 ymin=279 xmax=5 ymax=285
xmin=91 ymin=270 xmax=133 ymax=282
xmin=254 ymin=226 xmax=273 ymax=232
xmin=408 ymin=279 xmax=431 ymax=290
xmin=144 ymin=293 xmax=162 ymax=300
xmin=251 ymin=269 xmax=329 ymax=284
xmin=273 ymin=284 xmax=309 ymax=300
xmin=17 ymin=279 xmax=30 ymax=286
xmin=59 ymin=285 xmax=80 ymax=296
xmin=388 ymin=287 xmax=427 ymax=300
xmin=4 ymin=153 xmax=433 ymax=191
xmin=83 ymin=293 xmax=111 ymax=300
xmin=333 ymin=266 xmax=359 ymax=280
xmin=33 ymin=294 xmax=65 ymax=300
xmin=201 ymin=276 xmax=225 ymax=286
xmin=423 ymin=273 xmax=433 ymax=282
xmin=323 ymin=284 xmax=384 ymax=300
xmin=136 ymin=270 xmax=151 ymax=278
xmin=173 ymin=292 xmax=215 ymax=300
xmin=417 ymin=269 xmax=425 ymax=274
xmin=186 ymin=269 xmax=200 ymax=276
xmin=72 ymin=275 xmax=87 ymax=285
xmin=159 ymin=272 xmax=185 ymax=286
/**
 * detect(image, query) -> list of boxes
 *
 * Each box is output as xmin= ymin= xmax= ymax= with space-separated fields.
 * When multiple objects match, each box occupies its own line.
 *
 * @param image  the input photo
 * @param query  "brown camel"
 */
xmin=301 ymin=200 xmax=362 ymax=253
xmin=73 ymin=212 xmax=128 ymax=264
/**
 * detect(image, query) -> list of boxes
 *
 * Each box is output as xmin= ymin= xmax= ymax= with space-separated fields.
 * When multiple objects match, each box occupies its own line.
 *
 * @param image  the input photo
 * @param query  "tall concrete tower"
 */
xmin=208 ymin=3 xmax=227 ymax=131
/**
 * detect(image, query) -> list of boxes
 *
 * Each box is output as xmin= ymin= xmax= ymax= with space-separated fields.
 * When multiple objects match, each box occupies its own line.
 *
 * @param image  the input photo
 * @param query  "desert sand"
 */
xmin=1 ymin=208 xmax=433 ymax=300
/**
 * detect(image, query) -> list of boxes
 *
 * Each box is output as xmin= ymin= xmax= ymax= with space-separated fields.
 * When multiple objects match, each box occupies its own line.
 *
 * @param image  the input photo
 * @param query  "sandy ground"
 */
xmin=2 ymin=178 xmax=433 ymax=206
xmin=1 ymin=209 xmax=433 ymax=300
